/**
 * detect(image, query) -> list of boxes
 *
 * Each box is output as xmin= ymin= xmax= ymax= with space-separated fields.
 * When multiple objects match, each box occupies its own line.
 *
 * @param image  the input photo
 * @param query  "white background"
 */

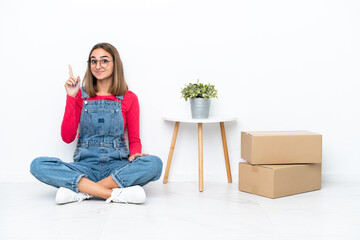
xmin=0 ymin=0 xmax=359 ymax=182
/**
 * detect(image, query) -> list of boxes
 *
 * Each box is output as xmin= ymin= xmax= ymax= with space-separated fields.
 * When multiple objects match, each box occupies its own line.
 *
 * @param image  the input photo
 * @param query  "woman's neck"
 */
xmin=96 ymin=78 xmax=112 ymax=96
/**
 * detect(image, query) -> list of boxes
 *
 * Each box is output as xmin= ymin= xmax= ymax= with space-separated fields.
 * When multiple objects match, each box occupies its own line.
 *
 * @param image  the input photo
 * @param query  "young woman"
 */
xmin=30 ymin=43 xmax=162 ymax=204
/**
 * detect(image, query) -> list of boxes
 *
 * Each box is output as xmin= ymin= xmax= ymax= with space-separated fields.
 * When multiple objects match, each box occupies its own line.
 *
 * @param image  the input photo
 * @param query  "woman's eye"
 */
xmin=102 ymin=59 xmax=109 ymax=63
xmin=91 ymin=60 xmax=97 ymax=64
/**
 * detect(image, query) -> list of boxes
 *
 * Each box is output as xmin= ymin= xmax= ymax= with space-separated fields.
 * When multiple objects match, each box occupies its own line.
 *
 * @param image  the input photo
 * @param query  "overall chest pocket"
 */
xmin=83 ymin=109 xmax=120 ymax=135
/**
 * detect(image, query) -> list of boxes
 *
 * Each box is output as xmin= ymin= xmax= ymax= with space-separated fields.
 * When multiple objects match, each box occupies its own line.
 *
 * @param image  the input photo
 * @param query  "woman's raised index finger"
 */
xmin=68 ymin=65 xmax=74 ymax=77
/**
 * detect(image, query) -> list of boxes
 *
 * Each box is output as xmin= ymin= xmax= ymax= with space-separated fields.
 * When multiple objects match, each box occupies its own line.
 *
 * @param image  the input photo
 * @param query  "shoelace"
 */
xmin=74 ymin=193 xmax=91 ymax=203
xmin=106 ymin=189 xmax=128 ymax=204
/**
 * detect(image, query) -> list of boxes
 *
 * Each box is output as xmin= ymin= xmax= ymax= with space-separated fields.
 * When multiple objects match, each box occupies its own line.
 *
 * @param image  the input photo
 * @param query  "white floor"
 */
xmin=1 ymin=178 xmax=360 ymax=240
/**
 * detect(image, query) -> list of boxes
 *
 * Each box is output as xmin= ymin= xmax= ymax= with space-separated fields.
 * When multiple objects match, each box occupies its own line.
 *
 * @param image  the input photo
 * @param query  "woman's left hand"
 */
xmin=129 ymin=153 xmax=149 ymax=162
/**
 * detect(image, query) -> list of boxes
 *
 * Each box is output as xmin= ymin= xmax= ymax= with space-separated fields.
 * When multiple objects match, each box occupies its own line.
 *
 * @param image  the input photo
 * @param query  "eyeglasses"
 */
xmin=88 ymin=59 xmax=113 ymax=68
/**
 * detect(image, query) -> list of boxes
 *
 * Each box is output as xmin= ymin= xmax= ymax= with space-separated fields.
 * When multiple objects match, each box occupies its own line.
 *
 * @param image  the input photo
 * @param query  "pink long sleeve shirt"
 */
xmin=61 ymin=90 xmax=142 ymax=156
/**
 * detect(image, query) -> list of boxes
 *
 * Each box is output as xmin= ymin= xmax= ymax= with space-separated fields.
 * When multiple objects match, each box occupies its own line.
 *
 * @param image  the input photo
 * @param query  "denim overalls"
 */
xmin=30 ymin=88 xmax=162 ymax=193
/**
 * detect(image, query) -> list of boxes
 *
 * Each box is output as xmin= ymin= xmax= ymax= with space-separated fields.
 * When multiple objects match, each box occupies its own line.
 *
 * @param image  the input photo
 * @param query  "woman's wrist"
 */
xmin=67 ymin=93 xmax=77 ymax=98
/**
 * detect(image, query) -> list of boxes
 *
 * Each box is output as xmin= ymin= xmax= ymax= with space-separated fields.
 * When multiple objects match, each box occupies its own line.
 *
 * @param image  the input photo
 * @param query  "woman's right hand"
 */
xmin=65 ymin=65 xmax=81 ymax=98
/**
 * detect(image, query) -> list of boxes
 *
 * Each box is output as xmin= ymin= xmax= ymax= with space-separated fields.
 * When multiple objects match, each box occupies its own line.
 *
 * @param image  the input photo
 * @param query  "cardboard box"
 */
xmin=241 ymin=131 xmax=322 ymax=164
xmin=238 ymin=162 xmax=321 ymax=198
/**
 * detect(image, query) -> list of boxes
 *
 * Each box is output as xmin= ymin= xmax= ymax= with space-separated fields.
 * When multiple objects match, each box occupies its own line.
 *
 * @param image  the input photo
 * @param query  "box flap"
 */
xmin=245 ymin=131 xmax=319 ymax=136
xmin=256 ymin=164 xmax=309 ymax=170
xmin=241 ymin=162 xmax=309 ymax=170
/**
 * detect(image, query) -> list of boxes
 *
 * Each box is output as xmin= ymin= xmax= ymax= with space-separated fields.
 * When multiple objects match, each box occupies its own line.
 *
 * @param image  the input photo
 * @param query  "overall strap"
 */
xmin=81 ymin=87 xmax=89 ymax=99
xmin=116 ymin=95 xmax=123 ymax=100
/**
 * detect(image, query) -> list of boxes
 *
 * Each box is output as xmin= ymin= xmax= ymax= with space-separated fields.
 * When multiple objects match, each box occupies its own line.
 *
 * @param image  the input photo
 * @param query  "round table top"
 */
xmin=163 ymin=115 xmax=237 ymax=123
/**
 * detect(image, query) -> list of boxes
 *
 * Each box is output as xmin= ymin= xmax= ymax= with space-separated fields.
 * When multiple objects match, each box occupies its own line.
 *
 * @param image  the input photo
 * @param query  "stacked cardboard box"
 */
xmin=239 ymin=131 xmax=322 ymax=198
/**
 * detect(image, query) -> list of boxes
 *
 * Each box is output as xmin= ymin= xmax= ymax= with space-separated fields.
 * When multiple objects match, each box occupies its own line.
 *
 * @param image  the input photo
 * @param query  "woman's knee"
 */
xmin=30 ymin=156 xmax=59 ymax=177
xmin=144 ymin=155 xmax=163 ymax=179
xmin=30 ymin=157 xmax=44 ymax=176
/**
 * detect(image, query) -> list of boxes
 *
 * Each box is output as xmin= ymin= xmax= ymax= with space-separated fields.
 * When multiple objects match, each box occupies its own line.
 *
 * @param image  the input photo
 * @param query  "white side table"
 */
xmin=163 ymin=115 xmax=237 ymax=191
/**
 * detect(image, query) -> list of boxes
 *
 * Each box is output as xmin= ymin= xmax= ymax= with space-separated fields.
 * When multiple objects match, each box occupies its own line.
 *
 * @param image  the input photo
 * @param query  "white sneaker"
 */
xmin=106 ymin=186 xmax=146 ymax=204
xmin=56 ymin=187 xmax=92 ymax=204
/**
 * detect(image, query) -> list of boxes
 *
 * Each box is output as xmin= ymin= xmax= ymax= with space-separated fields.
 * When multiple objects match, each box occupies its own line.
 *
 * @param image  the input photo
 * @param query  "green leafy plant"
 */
xmin=181 ymin=79 xmax=218 ymax=101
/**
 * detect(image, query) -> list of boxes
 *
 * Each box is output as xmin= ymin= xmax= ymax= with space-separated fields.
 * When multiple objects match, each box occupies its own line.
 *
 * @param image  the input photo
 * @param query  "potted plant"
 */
xmin=181 ymin=79 xmax=218 ymax=118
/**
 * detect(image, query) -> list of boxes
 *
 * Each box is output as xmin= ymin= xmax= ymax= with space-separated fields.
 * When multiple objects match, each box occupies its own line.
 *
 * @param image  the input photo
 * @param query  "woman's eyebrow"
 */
xmin=90 ymin=56 xmax=110 ymax=58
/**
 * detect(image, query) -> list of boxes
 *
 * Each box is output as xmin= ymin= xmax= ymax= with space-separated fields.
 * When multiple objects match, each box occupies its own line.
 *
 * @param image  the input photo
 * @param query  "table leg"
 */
xmin=220 ymin=122 xmax=232 ymax=183
xmin=163 ymin=121 xmax=180 ymax=184
xmin=198 ymin=123 xmax=203 ymax=192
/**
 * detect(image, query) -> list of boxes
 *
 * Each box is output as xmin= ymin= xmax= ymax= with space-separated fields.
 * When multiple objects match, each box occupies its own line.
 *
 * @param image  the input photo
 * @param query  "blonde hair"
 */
xmin=82 ymin=43 xmax=128 ymax=97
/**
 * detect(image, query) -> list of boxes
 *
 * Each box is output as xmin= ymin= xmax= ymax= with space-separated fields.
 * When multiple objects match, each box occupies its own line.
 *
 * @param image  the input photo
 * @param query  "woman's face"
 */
xmin=89 ymin=48 xmax=114 ymax=81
